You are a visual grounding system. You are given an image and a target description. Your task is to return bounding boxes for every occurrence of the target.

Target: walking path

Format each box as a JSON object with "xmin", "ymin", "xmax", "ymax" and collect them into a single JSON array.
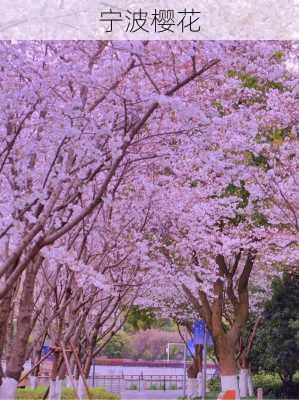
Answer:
[{"xmin": 121, "ymin": 390, "xmax": 182, "ymax": 399}]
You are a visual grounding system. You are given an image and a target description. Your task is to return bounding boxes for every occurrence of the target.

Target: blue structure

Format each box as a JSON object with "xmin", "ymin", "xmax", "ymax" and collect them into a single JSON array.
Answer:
[
  {"xmin": 186, "ymin": 320, "xmax": 213, "ymax": 356},
  {"xmin": 193, "ymin": 320, "xmax": 213, "ymax": 346}
]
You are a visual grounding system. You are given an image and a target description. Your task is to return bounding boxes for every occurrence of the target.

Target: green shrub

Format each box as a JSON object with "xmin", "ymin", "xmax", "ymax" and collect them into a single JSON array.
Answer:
[
  {"xmin": 149, "ymin": 383, "xmax": 158, "ymax": 390},
  {"xmin": 16, "ymin": 387, "xmax": 47, "ymax": 400},
  {"xmin": 63, "ymin": 387, "xmax": 118, "ymax": 399},
  {"xmin": 208, "ymin": 376, "xmax": 221, "ymax": 392},
  {"xmin": 253, "ymin": 372, "xmax": 299, "ymax": 399},
  {"xmin": 178, "ymin": 395, "xmax": 218, "ymax": 400},
  {"xmin": 128, "ymin": 383, "xmax": 138, "ymax": 390},
  {"xmin": 16, "ymin": 386, "xmax": 119, "ymax": 400}
]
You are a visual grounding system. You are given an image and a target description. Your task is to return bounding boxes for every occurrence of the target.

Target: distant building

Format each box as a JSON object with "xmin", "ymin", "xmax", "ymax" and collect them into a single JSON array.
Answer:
[{"xmin": 92, "ymin": 357, "xmax": 217, "ymax": 376}]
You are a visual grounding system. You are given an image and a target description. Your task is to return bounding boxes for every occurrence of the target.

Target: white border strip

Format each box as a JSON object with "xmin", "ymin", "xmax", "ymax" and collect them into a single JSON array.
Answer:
[{"xmin": 0, "ymin": 0, "xmax": 298, "ymax": 39}]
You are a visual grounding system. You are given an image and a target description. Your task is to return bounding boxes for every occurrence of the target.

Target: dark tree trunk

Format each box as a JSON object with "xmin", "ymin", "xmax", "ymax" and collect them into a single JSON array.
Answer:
[{"xmin": 5, "ymin": 261, "xmax": 39, "ymax": 382}]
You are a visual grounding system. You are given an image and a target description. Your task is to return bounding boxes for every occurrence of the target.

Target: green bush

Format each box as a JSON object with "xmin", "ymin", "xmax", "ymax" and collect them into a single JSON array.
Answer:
[
  {"xmin": 16, "ymin": 386, "xmax": 119, "ymax": 400},
  {"xmin": 208, "ymin": 376, "xmax": 221, "ymax": 392},
  {"xmin": 253, "ymin": 372, "xmax": 299, "ymax": 399},
  {"xmin": 128, "ymin": 383, "xmax": 138, "ymax": 390},
  {"xmin": 149, "ymin": 383, "xmax": 158, "ymax": 390},
  {"xmin": 178, "ymin": 395, "xmax": 218, "ymax": 400},
  {"xmin": 17, "ymin": 387, "xmax": 46, "ymax": 400}
]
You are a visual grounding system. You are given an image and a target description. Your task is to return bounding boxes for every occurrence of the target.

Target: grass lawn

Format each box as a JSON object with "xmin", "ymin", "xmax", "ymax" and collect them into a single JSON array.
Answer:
[
  {"xmin": 178, "ymin": 395, "xmax": 254, "ymax": 400},
  {"xmin": 16, "ymin": 386, "xmax": 119, "ymax": 399},
  {"xmin": 16, "ymin": 373, "xmax": 299, "ymax": 400}
]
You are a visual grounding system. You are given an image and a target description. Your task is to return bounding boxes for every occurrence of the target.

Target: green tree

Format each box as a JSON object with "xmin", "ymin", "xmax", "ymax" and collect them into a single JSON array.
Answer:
[
  {"xmin": 123, "ymin": 306, "xmax": 174, "ymax": 333},
  {"xmin": 251, "ymin": 273, "xmax": 299, "ymax": 396},
  {"xmin": 102, "ymin": 332, "xmax": 130, "ymax": 358},
  {"xmin": 289, "ymin": 317, "xmax": 299, "ymax": 348}
]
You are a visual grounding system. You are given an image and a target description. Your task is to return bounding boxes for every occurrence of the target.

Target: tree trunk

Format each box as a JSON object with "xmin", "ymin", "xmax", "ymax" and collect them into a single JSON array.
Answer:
[
  {"xmin": 238, "ymin": 315, "xmax": 261, "ymax": 398},
  {"xmin": 77, "ymin": 376, "xmax": 86, "ymax": 400},
  {"xmin": 239, "ymin": 353, "xmax": 250, "ymax": 397},
  {"xmin": 55, "ymin": 379, "xmax": 63, "ymax": 400},
  {"xmin": 247, "ymin": 370, "xmax": 254, "ymax": 397},
  {"xmin": 215, "ymin": 335, "xmax": 240, "ymax": 399},
  {"xmin": 1, "ymin": 260, "xmax": 40, "ymax": 399},
  {"xmin": 54, "ymin": 362, "xmax": 67, "ymax": 400},
  {"xmin": 49, "ymin": 379, "xmax": 57, "ymax": 400},
  {"xmin": 0, "ymin": 378, "xmax": 18, "ymax": 400},
  {"xmin": 28, "ymin": 339, "xmax": 44, "ymax": 389},
  {"xmin": 0, "ymin": 289, "xmax": 13, "ymax": 385},
  {"xmin": 183, "ymin": 252, "xmax": 254, "ymax": 400},
  {"xmin": 29, "ymin": 375, "xmax": 38, "ymax": 389},
  {"xmin": 83, "ymin": 350, "xmax": 93, "ymax": 381},
  {"xmin": 76, "ymin": 347, "xmax": 91, "ymax": 400},
  {"xmin": 186, "ymin": 378, "xmax": 199, "ymax": 400},
  {"xmin": 48, "ymin": 375, "xmax": 64, "ymax": 400},
  {"xmin": 198, "ymin": 371, "xmax": 203, "ymax": 395},
  {"xmin": 186, "ymin": 344, "xmax": 202, "ymax": 399},
  {"xmin": 239, "ymin": 369, "xmax": 249, "ymax": 398},
  {"xmin": 65, "ymin": 376, "xmax": 72, "ymax": 388},
  {"xmin": 49, "ymin": 351, "xmax": 65, "ymax": 400},
  {"xmin": 0, "ymin": 251, "xmax": 20, "ymax": 386}
]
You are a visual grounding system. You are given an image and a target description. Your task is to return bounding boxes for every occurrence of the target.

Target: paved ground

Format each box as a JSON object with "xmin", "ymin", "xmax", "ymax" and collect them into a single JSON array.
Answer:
[{"xmin": 121, "ymin": 390, "xmax": 183, "ymax": 399}]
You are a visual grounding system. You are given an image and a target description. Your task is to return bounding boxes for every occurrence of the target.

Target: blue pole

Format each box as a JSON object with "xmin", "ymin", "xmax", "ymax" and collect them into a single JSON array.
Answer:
[
  {"xmin": 183, "ymin": 345, "xmax": 187, "ymax": 399},
  {"xmin": 201, "ymin": 323, "xmax": 207, "ymax": 399}
]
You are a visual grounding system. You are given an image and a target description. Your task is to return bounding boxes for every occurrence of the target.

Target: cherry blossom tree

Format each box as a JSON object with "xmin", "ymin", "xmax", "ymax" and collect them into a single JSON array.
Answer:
[
  {"xmin": 0, "ymin": 39, "xmax": 297, "ymax": 400},
  {"xmin": 0, "ymin": 40, "xmax": 220, "ymax": 399},
  {"xmin": 139, "ymin": 40, "xmax": 298, "ymax": 397}
]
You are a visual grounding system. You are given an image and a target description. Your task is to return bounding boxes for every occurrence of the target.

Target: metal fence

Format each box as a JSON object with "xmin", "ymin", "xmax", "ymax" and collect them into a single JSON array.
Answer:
[
  {"xmin": 92, "ymin": 375, "xmax": 123, "ymax": 394},
  {"xmin": 14, "ymin": 372, "xmax": 218, "ymax": 396},
  {"xmin": 92, "ymin": 372, "xmax": 217, "ymax": 394},
  {"xmin": 123, "ymin": 374, "xmax": 184, "ymax": 391}
]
